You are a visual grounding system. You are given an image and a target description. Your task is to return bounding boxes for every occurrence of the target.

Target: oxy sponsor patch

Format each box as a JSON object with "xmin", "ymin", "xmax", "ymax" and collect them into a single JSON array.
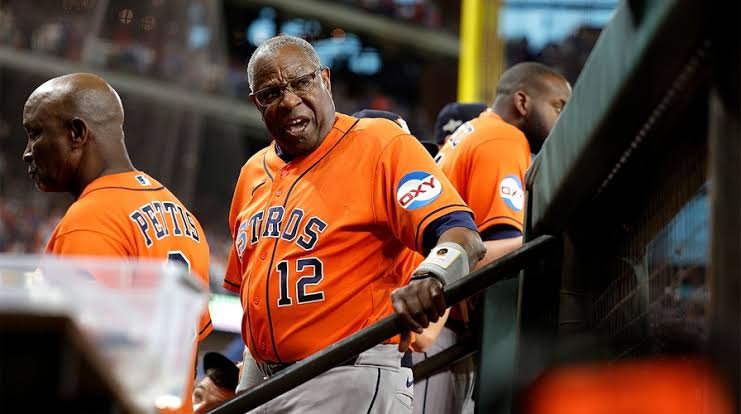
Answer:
[
  {"xmin": 396, "ymin": 171, "xmax": 442, "ymax": 210},
  {"xmin": 499, "ymin": 175, "xmax": 524, "ymax": 212}
]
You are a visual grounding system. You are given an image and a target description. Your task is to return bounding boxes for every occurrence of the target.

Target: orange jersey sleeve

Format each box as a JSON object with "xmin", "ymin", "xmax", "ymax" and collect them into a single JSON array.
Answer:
[
  {"xmin": 439, "ymin": 113, "xmax": 530, "ymax": 233},
  {"xmin": 223, "ymin": 164, "xmax": 250, "ymax": 294},
  {"xmin": 373, "ymin": 132, "xmax": 473, "ymax": 252},
  {"xmin": 223, "ymin": 248, "xmax": 242, "ymax": 293},
  {"xmin": 223, "ymin": 151, "xmax": 269, "ymax": 294}
]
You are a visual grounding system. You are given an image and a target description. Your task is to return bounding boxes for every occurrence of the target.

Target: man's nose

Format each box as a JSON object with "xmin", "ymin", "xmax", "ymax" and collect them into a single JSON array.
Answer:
[
  {"xmin": 22, "ymin": 143, "xmax": 32, "ymax": 163},
  {"xmin": 277, "ymin": 88, "xmax": 302, "ymax": 109}
]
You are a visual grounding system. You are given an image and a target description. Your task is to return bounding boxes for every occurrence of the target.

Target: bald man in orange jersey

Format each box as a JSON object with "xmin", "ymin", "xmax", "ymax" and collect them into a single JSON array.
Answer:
[
  {"xmin": 22, "ymin": 73, "xmax": 212, "ymax": 413},
  {"xmin": 438, "ymin": 62, "xmax": 571, "ymax": 265},
  {"xmin": 434, "ymin": 62, "xmax": 572, "ymax": 413}
]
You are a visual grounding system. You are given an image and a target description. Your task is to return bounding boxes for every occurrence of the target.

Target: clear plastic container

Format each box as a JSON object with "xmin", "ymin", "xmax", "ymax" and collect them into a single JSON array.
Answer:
[{"xmin": 0, "ymin": 255, "xmax": 209, "ymax": 413}]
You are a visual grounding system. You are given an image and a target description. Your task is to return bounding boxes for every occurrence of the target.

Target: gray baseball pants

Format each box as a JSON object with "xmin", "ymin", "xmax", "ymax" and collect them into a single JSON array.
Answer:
[{"xmin": 238, "ymin": 344, "xmax": 414, "ymax": 413}]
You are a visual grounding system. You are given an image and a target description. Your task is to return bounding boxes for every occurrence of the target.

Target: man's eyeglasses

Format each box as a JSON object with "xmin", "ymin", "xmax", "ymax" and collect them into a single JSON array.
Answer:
[{"xmin": 251, "ymin": 68, "xmax": 323, "ymax": 108}]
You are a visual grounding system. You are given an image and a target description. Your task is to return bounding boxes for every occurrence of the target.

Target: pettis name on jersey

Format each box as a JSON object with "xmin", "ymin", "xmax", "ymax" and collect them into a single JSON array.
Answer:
[{"xmin": 129, "ymin": 200, "xmax": 201, "ymax": 247}]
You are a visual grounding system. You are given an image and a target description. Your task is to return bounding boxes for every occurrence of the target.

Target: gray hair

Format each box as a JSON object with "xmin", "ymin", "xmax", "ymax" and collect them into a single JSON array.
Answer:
[{"xmin": 247, "ymin": 35, "xmax": 321, "ymax": 91}]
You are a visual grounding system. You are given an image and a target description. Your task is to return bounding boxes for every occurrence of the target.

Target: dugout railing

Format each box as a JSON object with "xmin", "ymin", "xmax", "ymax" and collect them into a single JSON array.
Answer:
[
  {"xmin": 479, "ymin": 0, "xmax": 739, "ymax": 412},
  {"xmin": 208, "ymin": 235, "xmax": 557, "ymax": 414},
  {"xmin": 208, "ymin": 0, "xmax": 739, "ymax": 412}
]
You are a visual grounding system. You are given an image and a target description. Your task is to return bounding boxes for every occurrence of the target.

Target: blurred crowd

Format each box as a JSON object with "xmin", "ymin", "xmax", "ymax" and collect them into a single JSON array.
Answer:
[
  {"xmin": 0, "ymin": 1, "xmax": 602, "ymax": 138},
  {"xmin": 0, "ymin": 194, "xmax": 65, "ymax": 254},
  {"xmin": 506, "ymin": 25, "xmax": 602, "ymax": 85},
  {"xmin": 0, "ymin": 2, "xmax": 229, "ymax": 94},
  {"xmin": 341, "ymin": 0, "xmax": 457, "ymax": 35}
]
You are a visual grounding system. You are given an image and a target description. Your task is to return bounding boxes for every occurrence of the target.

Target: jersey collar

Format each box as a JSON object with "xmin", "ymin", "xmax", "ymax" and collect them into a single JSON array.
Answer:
[
  {"xmin": 482, "ymin": 110, "xmax": 531, "ymax": 148},
  {"xmin": 78, "ymin": 171, "xmax": 161, "ymax": 199},
  {"xmin": 480, "ymin": 109, "xmax": 501, "ymax": 121},
  {"xmin": 265, "ymin": 113, "xmax": 358, "ymax": 172}
]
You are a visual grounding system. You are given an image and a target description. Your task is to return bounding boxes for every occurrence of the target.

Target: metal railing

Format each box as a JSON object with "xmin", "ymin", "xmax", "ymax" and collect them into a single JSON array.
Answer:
[
  {"xmin": 208, "ymin": 235, "xmax": 556, "ymax": 414},
  {"xmin": 413, "ymin": 337, "xmax": 476, "ymax": 382}
]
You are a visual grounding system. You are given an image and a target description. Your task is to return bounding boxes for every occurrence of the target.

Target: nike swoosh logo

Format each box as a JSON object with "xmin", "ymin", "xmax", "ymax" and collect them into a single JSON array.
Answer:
[{"xmin": 406, "ymin": 378, "xmax": 414, "ymax": 387}]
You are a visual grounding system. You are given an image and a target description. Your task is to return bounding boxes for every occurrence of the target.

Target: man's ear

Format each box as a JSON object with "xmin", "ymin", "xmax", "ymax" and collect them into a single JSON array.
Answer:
[
  {"xmin": 248, "ymin": 95, "xmax": 260, "ymax": 109},
  {"xmin": 513, "ymin": 90, "xmax": 530, "ymax": 118},
  {"xmin": 248, "ymin": 95, "xmax": 266, "ymax": 119},
  {"xmin": 321, "ymin": 67, "xmax": 332, "ymax": 96},
  {"xmin": 69, "ymin": 118, "xmax": 90, "ymax": 148}
]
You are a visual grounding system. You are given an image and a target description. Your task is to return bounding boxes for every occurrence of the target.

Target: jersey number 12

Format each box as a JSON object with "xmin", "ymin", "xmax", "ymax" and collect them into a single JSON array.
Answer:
[{"xmin": 276, "ymin": 257, "xmax": 325, "ymax": 306}]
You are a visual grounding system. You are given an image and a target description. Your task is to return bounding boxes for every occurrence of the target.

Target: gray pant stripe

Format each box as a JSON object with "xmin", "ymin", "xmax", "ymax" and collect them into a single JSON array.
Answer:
[
  {"xmin": 421, "ymin": 352, "xmax": 429, "ymax": 414},
  {"xmin": 365, "ymin": 368, "xmax": 382, "ymax": 414}
]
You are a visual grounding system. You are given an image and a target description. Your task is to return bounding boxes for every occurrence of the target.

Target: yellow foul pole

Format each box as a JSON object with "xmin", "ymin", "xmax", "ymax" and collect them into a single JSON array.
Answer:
[
  {"xmin": 458, "ymin": 0, "xmax": 503, "ymax": 104},
  {"xmin": 458, "ymin": 0, "xmax": 483, "ymax": 102}
]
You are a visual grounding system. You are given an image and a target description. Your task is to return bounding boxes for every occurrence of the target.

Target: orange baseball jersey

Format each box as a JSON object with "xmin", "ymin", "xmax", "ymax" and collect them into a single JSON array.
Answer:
[
  {"xmin": 45, "ymin": 171, "xmax": 213, "ymax": 341},
  {"xmin": 224, "ymin": 113, "xmax": 472, "ymax": 364},
  {"xmin": 436, "ymin": 111, "xmax": 530, "ymax": 234}
]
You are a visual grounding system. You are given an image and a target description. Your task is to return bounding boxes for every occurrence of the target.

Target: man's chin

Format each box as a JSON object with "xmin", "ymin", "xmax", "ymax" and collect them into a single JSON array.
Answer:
[
  {"xmin": 34, "ymin": 180, "xmax": 60, "ymax": 193},
  {"xmin": 277, "ymin": 135, "xmax": 317, "ymax": 156}
]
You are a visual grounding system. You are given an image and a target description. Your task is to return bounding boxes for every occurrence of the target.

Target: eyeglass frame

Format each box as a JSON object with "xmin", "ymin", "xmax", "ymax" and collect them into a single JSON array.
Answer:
[{"xmin": 250, "ymin": 67, "xmax": 326, "ymax": 108}]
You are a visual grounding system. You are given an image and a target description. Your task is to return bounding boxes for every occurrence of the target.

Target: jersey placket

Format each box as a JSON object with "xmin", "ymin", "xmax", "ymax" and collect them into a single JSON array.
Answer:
[
  {"xmin": 260, "ymin": 161, "xmax": 292, "ymax": 363},
  {"xmin": 249, "ymin": 118, "xmax": 357, "ymax": 363},
  {"xmin": 240, "ymin": 193, "xmax": 268, "ymax": 362}
]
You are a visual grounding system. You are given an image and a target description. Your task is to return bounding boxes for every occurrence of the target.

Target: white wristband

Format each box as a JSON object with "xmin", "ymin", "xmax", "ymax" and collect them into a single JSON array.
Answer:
[{"xmin": 413, "ymin": 242, "xmax": 469, "ymax": 286}]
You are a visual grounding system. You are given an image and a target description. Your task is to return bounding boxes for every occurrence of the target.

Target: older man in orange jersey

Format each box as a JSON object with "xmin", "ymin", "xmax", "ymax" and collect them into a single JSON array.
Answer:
[
  {"xmin": 22, "ymin": 73, "xmax": 212, "ymax": 413},
  {"xmin": 224, "ymin": 35, "xmax": 486, "ymax": 413}
]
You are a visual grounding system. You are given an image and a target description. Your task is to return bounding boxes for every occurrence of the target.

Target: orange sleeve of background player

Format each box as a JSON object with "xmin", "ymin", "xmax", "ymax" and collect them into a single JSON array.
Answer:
[
  {"xmin": 445, "ymin": 137, "xmax": 529, "ymax": 234},
  {"xmin": 197, "ymin": 312, "xmax": 213, "ymax": 342},
  {"xmin": 222, "ymin": 166, "xmax": 249, "ymax": 293},
  {"xmin": 469, "ymin": 138, "xmax": 529, "ymax": 232},
  {"xmin": 372, "ymin": 133, "xmax": 473, "ymax": 253},
  {"xmin": 223, "ymin": 247, "xmax": 242, "ymax": 294}
]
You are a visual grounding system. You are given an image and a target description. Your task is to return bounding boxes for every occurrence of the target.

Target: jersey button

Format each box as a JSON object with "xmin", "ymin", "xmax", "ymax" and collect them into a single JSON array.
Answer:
[
  {"xmin": 275, "ymin": 190, "xmax": 282, "ymax": 196},
  {"xmin": 253, "ymin": 296, "xmax": 259, "ymax": 305},
  {"xmin": 259, "ymin": 252, "xmax": 266, "ymax": 260},
  {"xmin": 260, "ymin": 342, "xmax": 266, "ymax": 351},
  {"xmin": 280, "ymin": 170, "xmax": 289, "ymax": 177}
]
